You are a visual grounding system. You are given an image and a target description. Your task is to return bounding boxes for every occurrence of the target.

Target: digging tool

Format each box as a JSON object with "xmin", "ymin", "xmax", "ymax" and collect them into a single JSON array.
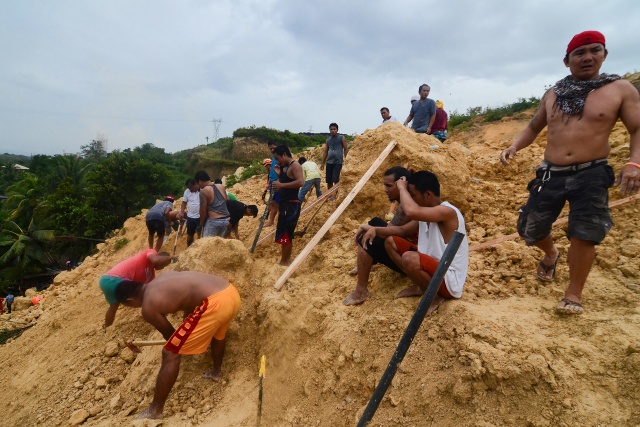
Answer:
[
  {"xmin": 173, "ymin": 220, "xmax": 185, "ymax": 255},
  {"xmin": 249, "ymin": 191, "xmax": 273, "ymax": 253},
  {"xmin": 131, "ymin": 339, "xmax": 166, "ymax": 347},
  {"xmin": 294, "ymin": 196, "xmax": 330, "ymax": 237},
  {"xmin": 257, "ymin": 355, "xmax": 266, "ymax": 427}
]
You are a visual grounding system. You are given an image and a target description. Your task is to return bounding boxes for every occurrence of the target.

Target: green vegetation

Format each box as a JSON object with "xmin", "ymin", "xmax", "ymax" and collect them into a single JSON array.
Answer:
[
  {"xmin": 233, "ymin": 126, "xmax": 327, "ymax": 149},
  {"xmin": 449, "ymin": 97, "xmax": 540, "ymax": 132},
  {"xmin": 226, "ymin": 160, "xmax": 266, "ymax": 187},
  {"xmin": 113, "ymin": 237, "xmax": 129, "ymax": 251}
]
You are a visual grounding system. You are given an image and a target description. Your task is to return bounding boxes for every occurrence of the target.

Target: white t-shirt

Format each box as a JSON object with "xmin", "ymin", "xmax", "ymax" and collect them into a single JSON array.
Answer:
[
  {"xmin": 182, "ymin": 188, "xmax": 201, "ymax": 218},
  {"xmin": 417, "ymin": 201, "xmax": 469, "ymax": 298}
]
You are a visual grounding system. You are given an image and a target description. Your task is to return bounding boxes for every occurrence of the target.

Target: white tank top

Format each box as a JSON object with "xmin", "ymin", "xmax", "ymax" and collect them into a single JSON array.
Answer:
[{"xmin": 417, "ymin": 201, "xmax": 469, "ymax": 298}]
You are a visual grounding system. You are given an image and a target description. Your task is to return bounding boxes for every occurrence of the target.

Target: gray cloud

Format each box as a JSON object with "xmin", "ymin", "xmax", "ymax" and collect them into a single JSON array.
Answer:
[{"xmin": 1, "ymin": 0, "xmax": 638, "ymax": 155}]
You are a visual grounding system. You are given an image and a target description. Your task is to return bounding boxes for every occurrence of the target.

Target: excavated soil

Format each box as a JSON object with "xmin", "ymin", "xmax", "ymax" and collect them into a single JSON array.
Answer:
[{"xmin": 1, "ymin": 116, "xmax": 639, "ymax": 427}]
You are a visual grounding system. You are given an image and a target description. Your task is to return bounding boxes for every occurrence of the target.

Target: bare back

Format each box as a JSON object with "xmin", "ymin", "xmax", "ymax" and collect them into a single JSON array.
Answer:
[
  {"xmin": 543, "ymin": 80, "xmax": 632, "ymax": 164},
  {"xmin": 142, "ymin": 271, "xmax": 229, "ymax": 317}
]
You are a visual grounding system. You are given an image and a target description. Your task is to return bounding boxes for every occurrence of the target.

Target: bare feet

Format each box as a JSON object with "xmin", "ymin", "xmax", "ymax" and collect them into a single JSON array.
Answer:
[
  {"xmin": 134, "ymin": 404, "xmax": 163, "ymax": 420},
  {"xmin": 426, "ymin": 295, "xmax": 445, "ymax": 315},
  {"xmin": 348, "ymin": 267, "xmax": 358, "ymax": 276},
  {"xmin": 343, "ymin": 289, "xmax": 370, "ymax": 306},
  {"xmin": 395, "ymin": 285, "xmax": 423, "ymax": 299},
  {"xmin": 264, "ymin": 222, "xmax": 274, "ymax": 227},
  {"xmin": 203, "ymin": 368, "xmax": 222, "ymax": 382}
]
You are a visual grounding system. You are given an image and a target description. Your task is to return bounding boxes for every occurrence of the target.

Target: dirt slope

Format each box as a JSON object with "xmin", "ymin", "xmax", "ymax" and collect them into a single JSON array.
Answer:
[{"xmin": 0, "ymin": 116, "xmax": 639, "ymax": 427}]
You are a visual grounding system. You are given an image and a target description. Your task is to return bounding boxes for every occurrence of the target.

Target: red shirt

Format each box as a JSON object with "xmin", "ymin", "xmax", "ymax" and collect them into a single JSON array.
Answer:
[
  {"xmin": 432, "ymin": 109, "xmax": 448, "ymax": 132},
  {"xmin": 105, "ymin": 249, "xmax": 157, "ymax": 283}
]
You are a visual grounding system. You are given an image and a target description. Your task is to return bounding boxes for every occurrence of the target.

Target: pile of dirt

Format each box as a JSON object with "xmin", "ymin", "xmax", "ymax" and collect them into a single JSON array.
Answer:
[{"xmin": 0, "ymin": 106, "xmax": 639, "ymax": 426}]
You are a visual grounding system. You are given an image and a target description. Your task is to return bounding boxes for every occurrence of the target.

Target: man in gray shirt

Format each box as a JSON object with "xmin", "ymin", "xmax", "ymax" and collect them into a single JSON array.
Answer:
[
  {"xmin": 404, "ymin": 84, "xmax": 437, "ymax": 134},
  {"xmin": 321, "ymin": 122, "xmax": 349, "ymax": 194}
]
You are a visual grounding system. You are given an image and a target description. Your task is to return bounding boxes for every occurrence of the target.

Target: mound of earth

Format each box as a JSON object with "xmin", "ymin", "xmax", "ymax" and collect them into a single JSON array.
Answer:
[{"xmin": 0, "ymin": 108, "xmax": 639, "ymax": 426}]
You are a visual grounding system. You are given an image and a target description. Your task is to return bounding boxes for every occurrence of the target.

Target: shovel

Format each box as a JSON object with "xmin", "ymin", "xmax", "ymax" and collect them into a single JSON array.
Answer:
[{"xmin": 294, "ymin": 196, "xmax": 330, "ymax": 237}]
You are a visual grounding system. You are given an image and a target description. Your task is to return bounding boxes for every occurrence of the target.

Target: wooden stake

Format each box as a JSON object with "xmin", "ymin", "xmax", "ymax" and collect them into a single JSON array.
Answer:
[{"xmin": 274, "ymin": 140, "xmax": 398, "ymax": 290}]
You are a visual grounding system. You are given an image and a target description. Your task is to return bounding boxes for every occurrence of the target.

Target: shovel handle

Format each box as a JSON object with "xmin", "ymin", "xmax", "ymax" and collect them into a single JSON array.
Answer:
[{"xmin": 131, "ymin": 339, "xmax": 166, "ymax": 347}]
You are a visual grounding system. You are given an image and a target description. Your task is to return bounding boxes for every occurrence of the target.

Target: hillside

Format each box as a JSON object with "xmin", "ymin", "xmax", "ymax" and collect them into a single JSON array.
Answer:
[{"xmin": 0, "ymin": 113, "xmax": 639, "ymax": 426}]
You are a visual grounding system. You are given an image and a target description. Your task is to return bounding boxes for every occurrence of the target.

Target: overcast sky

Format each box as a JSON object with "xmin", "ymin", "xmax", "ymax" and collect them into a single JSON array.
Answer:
[{"xmin": 1, "ymin": 0, "xmax": 638, "ymax": 156}]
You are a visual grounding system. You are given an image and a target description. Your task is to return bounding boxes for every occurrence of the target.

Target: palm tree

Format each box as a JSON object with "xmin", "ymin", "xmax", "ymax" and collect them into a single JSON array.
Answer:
[{"xmin": 0, "ymin": 174, "xmax": 55, "ymax": 282}]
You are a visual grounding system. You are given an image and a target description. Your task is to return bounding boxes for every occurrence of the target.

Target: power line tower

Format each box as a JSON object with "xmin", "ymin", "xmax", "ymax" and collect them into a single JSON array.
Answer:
[{"xmin": 211, "ymin": 118, "xmax": 223, "ymax": 142}]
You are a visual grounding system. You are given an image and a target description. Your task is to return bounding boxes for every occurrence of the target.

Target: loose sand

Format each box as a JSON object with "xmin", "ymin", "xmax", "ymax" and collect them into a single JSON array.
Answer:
[{"xmin": 1, "ymin": 115, "xmax": 639, "ymax": 427}]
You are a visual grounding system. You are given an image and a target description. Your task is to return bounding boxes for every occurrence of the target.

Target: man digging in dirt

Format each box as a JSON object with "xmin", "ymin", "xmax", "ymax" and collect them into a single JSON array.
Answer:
[
  {"xmin": 500, "ymin": 30, "xmax": 640, "ymax": 315},
  {"xmin": 343, "ymin": 166, "xmax": 414, "ymax": 305},
  {"xmin": 272, "ymin": 145, "xmax": 304, "ymax": 265},
  {"xmin": 385, "ymin": 171, "xmax": 469, "ymax": 315},
  {"xmin": 99, "ymin": 249, "xmax": 175, "ymax": 327},
  {"xmin": 145, "ymin": 196, "xmax": 183, "ymax": 252},
  {"xmin": 120, "ymin": 271, "xmax": 241, "ymax": 420}
]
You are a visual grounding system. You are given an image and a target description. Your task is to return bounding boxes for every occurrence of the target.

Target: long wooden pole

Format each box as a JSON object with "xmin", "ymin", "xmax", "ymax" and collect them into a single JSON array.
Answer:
[
  {"xmin": 469, "ymin": 192, "xmax": 640, "ymax": 252},
  {"xmin": 274, "ymin": 140, "xmax": 398, "ymax": 291}
]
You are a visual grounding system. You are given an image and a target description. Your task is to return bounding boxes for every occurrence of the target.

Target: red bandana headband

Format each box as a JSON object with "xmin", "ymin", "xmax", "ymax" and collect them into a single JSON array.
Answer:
[{"xmin": 566, "ymin": 30, "xmax": 605, "ymax": 54}]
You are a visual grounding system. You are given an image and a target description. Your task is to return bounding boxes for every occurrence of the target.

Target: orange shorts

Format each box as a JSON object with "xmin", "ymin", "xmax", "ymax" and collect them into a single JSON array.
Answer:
[
  {"xmin": 391, "ymin": 236, "xmax": 452, "ymax": 299},
  {"xmin": 165, "ymin": 284, "xmax": 241, "ymax": 355}
]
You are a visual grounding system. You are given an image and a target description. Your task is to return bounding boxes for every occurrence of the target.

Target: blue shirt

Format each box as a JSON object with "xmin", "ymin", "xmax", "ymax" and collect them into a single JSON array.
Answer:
[
  {"xmin": 268, "ymin": 156, "xmax": 279, "ymax": 182},
  {"xmin": 409, "ymin": 99, "xmax": 437, "ymax": 133}
]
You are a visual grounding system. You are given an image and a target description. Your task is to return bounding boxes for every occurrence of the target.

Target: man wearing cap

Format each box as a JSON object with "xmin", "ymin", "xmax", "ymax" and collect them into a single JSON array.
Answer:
[
  {"xmin": 500, "ymin": 30, "xmax": 640, "ymax": 315},
  {"xmin": 404, "ymin": 84, "xmax": 437, "ymax": 134},
  {"xmin": 145, "ymin": 196, "xmax": 182, "ymax": 252},
  {"xmin": 432, "ymin": 100, "xmax": 448, "ymax": 142}
]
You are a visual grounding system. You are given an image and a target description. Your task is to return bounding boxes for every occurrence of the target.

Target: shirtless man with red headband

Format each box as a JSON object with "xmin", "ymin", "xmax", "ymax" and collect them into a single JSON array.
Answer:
[{"xmin": 500, "ymin": 30, "xmax": 640, "ymax": 314}]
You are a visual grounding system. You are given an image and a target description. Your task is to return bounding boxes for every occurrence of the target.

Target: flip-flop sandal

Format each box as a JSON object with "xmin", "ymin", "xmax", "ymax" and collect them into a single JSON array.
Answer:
[
  {"xmin": 556, "ymin": 298, "xmax": 583, "ymax": 315},
  {"xmin": 537, "ymin": 255, "xmax": 560, "ymax": 282}
]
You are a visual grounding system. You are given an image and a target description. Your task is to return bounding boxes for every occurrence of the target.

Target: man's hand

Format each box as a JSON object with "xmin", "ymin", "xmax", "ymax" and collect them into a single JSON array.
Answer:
[
  {"xmin": 500, "ymin": 146, "xmax": 518, "ymax": 165},
  {"xmin": 396, "ymin": 176, "xmax": 407, "ymax": 190},
  {"xmin": 272, "ymin": 181, "xmax": 282, "ymax": 190},
  {"xmin": 426, "ymin": 126, "xmax": 432, "ymax": 135},
  {"xmin": 361, "ymin": 228, "xmax": 377, "ymax": 250},
  {"xmin": 320, "ymin": 164, "xmax": 325, "ymax": 171},
  {"xmin": 125, "ymin": 340, "xmax": 142, "ymax": 354},
  {"xmin": 615, "ymin": 164, "xmax": 640, "ymax": 194},
  {"xmin": 354, "ymin": 224, "xmax": 370, "ymax": 244}
]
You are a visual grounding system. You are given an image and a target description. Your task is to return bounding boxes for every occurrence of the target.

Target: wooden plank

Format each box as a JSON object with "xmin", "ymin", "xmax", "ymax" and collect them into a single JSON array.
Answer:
[
  {"xmin": 254, "ymin": 184, "xmax": 340, "ymax": 247},
  {"xmin": 274, "ymin": 140, "xmax": 398, "ymax": 290},
  {"xmin": 469, "ymin": 192, "xmax": 640, "ymax": 252}
]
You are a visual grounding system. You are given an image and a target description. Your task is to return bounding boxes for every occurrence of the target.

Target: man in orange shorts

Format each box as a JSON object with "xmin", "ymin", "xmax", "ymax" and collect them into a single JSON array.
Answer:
[
  {"xmin": 384, "ymin": 171, "xmax": 469, "ymax": 314},
  {"xmin": 118, "ymin": 271, "xmax": 241, "ymax": 420}
]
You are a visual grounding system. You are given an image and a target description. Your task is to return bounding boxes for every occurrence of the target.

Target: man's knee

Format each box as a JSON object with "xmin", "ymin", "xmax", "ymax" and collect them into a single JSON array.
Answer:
[
  {"xmin": 384, "ymin": 236, "xmax": 396, "ymax": 253},
  {"xmin": 161, "ymin": 348, "xmax": 181, "ymax": 365},
  {"xmin": 401, "ymin": 251, "xmax": 420, "ymax": 270}
]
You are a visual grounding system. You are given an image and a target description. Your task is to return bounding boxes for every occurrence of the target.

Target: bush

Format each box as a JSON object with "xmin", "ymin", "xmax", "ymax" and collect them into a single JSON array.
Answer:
[{"xmin": 449, "ymin": 97, "xmax": 540, "ymax": 131}]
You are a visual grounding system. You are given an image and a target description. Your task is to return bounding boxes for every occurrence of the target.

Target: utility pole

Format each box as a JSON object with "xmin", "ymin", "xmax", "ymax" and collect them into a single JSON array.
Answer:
[
  {"xmin": 206, "ymin": 136, "xmax": 209, "ymax": 144},
  {"xmin": 211, "ymin": 118, "xmax": 223, "ymax": 142}
]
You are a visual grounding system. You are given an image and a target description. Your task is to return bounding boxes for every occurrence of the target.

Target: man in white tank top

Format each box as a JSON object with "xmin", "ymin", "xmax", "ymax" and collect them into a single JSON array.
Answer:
[{"xmin": 384, "ymin": 171, "xmax": 469, "ymax": 315}]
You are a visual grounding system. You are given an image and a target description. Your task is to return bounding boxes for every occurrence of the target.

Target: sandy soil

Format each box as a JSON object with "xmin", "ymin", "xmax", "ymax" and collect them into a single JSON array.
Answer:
[{"xmin": 1, "ymin": 113, "xmax": 639, "ymax": 427}]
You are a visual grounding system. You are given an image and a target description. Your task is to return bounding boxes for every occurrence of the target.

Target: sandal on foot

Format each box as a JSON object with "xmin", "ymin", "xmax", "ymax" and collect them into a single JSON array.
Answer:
[
  {"xmin": 556, "ymin": 298, "xmax": 583, "ymax": 315},
  {"xmin": 537, "ymin": 255, "xmax": 560, "ymax": 282}
]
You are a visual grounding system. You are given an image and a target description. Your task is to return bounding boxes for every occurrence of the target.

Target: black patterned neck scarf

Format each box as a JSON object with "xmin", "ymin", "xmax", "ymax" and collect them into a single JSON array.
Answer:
[{"xmin": 553, "ymin": 73, "xmax": 620, "ymax": 121}]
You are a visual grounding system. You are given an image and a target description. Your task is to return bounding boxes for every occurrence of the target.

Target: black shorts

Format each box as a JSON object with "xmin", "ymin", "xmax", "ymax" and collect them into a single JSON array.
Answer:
[
  {"xmin": 275, "ymin": 201, "xmax": 301, "ymax": 245},
  {"xmin": 356, "ymin": 217, "xmax": 405, "ymax": 273},
  {"xmin": 326, "ymin": 163, "xmax": 343, "ymax": 186},
  {"xmin": 517, "ymin": 162, "xmax": 615, "ymax": 245},
  {"xmin": 186, "ymin": 217, "xmax": 201, "ymax": 236},
  {"xmin": 146, "ymin": 219, "xmax": 165, "ymax": 235}
]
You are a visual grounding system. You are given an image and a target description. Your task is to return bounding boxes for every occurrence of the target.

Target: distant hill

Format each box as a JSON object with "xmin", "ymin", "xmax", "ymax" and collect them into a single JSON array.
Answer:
[{"xmin": 0, "ymin": 153, "xmax": 30, "ymax": 165}]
